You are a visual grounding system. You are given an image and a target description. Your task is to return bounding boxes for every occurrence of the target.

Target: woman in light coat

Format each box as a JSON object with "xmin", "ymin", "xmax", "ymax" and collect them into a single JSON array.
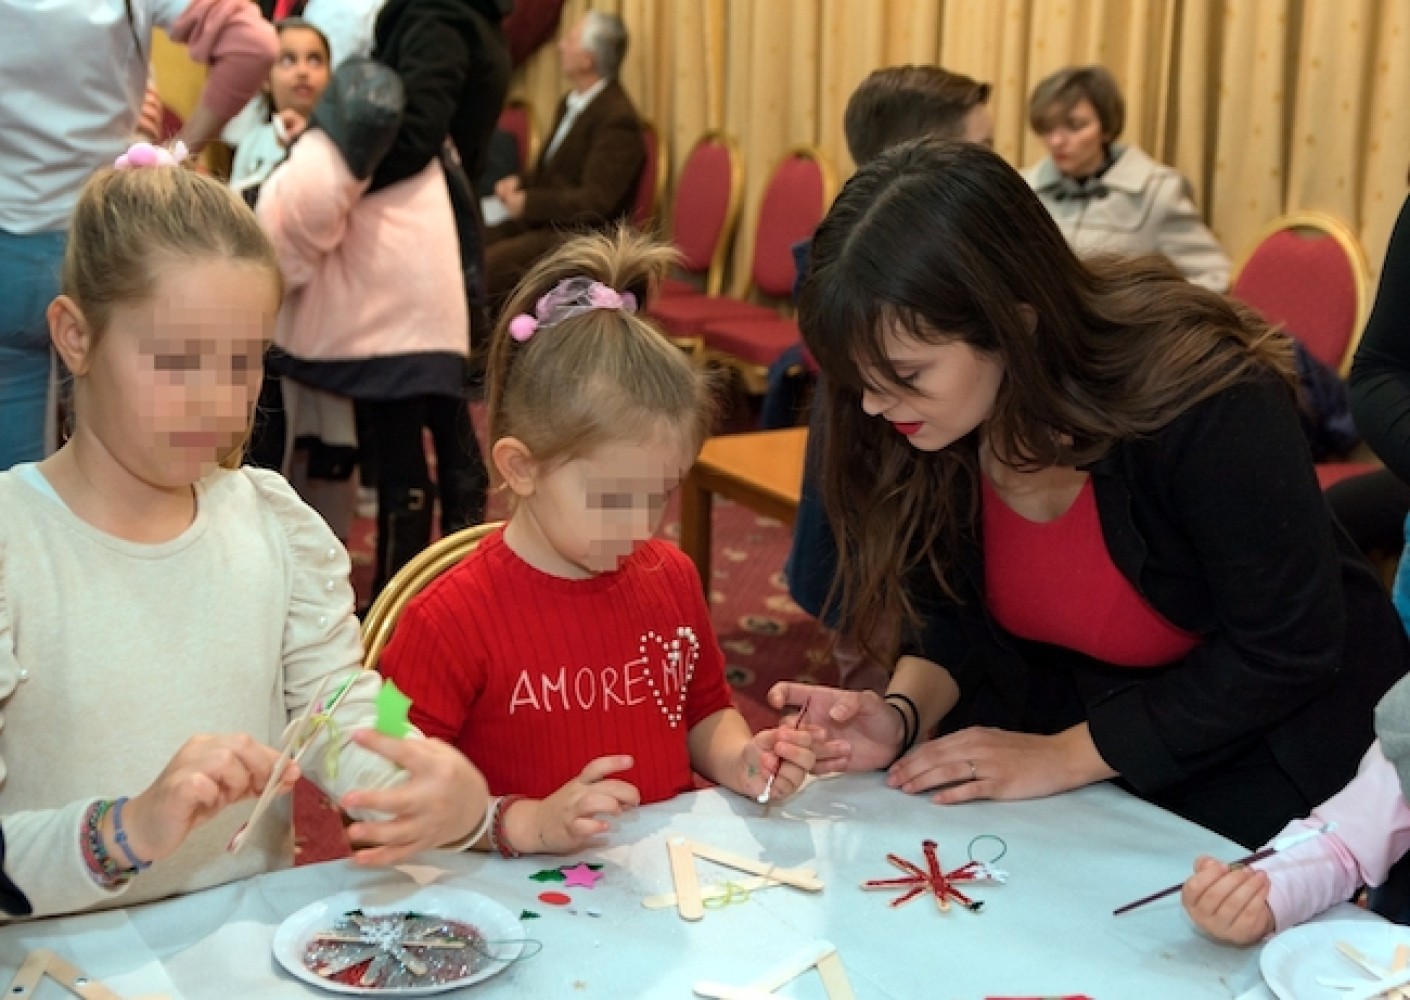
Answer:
[{"xmin": 1022, "ymin": 65, "xmax": 1230, "ymax": 293}]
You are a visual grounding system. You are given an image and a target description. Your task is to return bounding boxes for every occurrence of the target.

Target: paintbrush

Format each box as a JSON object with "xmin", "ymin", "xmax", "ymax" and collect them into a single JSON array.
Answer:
[
  {"xmin": 1112, "ymin": 822, "xmax": 1336, "ymax": 916},
  {"xmin": 757, "ymin": 698, "xmax": 810, "ymax": 804}
]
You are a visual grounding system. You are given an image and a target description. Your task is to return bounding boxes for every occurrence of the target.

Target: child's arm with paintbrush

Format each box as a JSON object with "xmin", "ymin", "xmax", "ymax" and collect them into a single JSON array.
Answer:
[
  {"xmin": 1182, "ymin": 741, "xmax": 1410, "ymax": 944},
  {"xmin": 687, "ymin": 707, "xmax": 817, "ymax": 805}
]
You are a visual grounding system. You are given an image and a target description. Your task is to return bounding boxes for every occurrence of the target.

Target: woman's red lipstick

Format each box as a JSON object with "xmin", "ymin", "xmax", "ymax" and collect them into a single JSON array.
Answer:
[{"xmin": 892, "ymin": 421, "xmax": 923, "ymax": 436}]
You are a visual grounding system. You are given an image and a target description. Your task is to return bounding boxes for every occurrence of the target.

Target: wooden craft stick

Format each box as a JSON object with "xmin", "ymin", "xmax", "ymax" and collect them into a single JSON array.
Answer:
[
  {"xmin": 310, "ymin": 933, "xmax": 465, "ymax": 949},
  {"xmin": 1395, "ymin": 944, "xmax": 1410, "ymax": 973},
  {"xmin": 5, "ymin": 951, "xmax": 48, "ymax": 997},
  {"xmin": 6, "ymin": 950, "xmax": 129, "ymax": 1000},
  {"xmin": 1342, "ymin": 967, "xmax": 1410, "ymax": 1000},
  {"xmin": 687, "ymin": 841, "xmax": 824, "ymax": 892},
  {"xmin": 691, "ymin": 984, "xmax": 777, "ymax": 1000},
  {"xmin": 815, "ymin": 951, "xmax": 858, "ymax": 1000},
  {"xmin": 230, "ymin": 671, "xmax": 336, "ymax": 853},
  {"xmin": 1339, "ymin": 940, "xmax": 1392, "ymax": 979},
  {"xmin": 668, "ymin": 837, "xmax": 703, "ymax": 921},
  {"xmin": 749, "ymin": 941, "xmax": 837, "ymax": 993},
  {"xmin": 640, "ymin": 872, "xmax": 815, "ymax": 909}
]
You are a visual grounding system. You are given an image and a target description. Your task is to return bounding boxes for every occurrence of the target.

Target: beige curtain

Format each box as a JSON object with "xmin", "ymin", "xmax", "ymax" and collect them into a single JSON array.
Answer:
[{"xmin": 510, "ymin": 0, "xmax": 1410, "ymax": 294}]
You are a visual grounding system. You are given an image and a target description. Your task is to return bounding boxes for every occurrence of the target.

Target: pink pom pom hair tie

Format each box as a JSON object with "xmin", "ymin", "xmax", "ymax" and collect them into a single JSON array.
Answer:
[
  {"xmin": 114, "ymin": 140, "xmax": 189, "ymax": 170},
  {"xmin": 508, "ymin": 277, "xmax": 638, "ymax": 343}
]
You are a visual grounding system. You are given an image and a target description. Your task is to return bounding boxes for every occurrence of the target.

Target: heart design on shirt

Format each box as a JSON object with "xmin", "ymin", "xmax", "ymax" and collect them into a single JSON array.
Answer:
[{"xmin": 638, "ymin": 627, "xmax": 700, "ymax": 729}]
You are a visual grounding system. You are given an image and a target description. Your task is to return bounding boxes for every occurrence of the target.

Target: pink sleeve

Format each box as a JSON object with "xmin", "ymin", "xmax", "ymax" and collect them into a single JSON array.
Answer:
[
  {"xmin": 255, "ymin": 131, "xmax": 367, "ymax": 290},
  {"xmin": 1260, "ymin": 742, "xmax": 1410, "ymax": 931},
  {"xmin": 167, "ymin": 0, "xmax": 278, "ymax": 123}
]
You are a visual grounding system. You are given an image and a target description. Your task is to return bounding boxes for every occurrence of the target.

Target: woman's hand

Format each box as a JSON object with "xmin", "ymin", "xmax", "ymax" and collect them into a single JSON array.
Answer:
[
  {"xmin": 767, "ymin": 681, "xmax": 902, "ymax": 773},
  {"xmin": 513, "ymin": 756, "xmax": 641, "ymax": 856},
  {"xmin": 340, "ymin": 731, "xmax": 490, "ymax": 867},
  {"xmin": 889, "ymin": 724, "xmax": 1116, "ymax": 803},
  {"xmin": 1181, "ymin": 856, "xmax": 1275, "ymax": 945},
  {"xmin": 124, "ymin": 733, "xmax": 294, "ymax": 864},
  {"xmin": 738, "ymin": 723, "xmax": 816, "ymax": 803}
]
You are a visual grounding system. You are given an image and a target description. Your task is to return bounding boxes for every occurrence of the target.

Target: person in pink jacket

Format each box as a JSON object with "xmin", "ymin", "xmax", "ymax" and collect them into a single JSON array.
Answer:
[{"xmin": 1183, "ymin": 672, "xmax": 1410, "ymax": 942}]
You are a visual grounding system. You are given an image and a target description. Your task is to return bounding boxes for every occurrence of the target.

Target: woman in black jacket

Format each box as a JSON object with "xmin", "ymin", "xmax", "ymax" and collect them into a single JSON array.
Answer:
[{"xmin": 771, "ymin": 140, "xmax": 1406, "ymax": 848}]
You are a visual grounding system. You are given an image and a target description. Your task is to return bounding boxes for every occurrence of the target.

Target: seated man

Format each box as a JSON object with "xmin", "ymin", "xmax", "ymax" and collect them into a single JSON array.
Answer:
[{"xmin": 484, "ymin": 11, "xmax": 645, "ymax": 301}]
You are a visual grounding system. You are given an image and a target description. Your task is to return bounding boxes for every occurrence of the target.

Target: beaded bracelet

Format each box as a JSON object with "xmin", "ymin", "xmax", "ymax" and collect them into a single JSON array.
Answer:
[
  {"xmin": 80, "ymin": 801, "xmax": 135, "ymax": 889},
  {"xmin": 883, "ymin": 692, "xmax": 920, "ymax": 767},
  {"xmin": 488, "ymin": 794, "xmax": 527, "ymax": 859},
  {"xmin": 111, "ymin": 797, "xmax": 152, "ymax": 872}
]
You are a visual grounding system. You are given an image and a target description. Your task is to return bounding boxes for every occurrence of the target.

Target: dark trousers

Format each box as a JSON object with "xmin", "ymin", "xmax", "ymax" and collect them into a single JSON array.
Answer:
[{"xmin": 357, "ymin": 395, "xmax": 489, "ymax": 596}]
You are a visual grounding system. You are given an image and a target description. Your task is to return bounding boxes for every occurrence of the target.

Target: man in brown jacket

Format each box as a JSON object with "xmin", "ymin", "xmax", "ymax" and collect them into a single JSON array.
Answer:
[{"xmin": 484, "ymin": 11, "xmax": 645, "ymax": 300}]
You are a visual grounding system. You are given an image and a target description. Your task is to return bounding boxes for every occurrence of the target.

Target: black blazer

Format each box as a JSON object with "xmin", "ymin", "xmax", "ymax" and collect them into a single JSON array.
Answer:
[
  {"xmin": 521, "ymin": 78, "xmax": 645, "ymax": 229},
  {"xmin": 907, "ymin": 373, "xmax": 1406, "ymax": 807}
]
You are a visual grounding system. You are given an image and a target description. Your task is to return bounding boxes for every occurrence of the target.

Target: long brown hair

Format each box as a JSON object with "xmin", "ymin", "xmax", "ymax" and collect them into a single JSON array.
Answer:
[{"xmin": 799, "ymin": 139, "xmax": 1293, "ymax": 665}]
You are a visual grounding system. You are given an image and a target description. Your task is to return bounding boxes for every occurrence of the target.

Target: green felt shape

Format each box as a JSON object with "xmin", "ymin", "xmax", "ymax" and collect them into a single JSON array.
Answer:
[
  {"xmin": 374, "ymin": 679, "xmax": 413, "ymax": 738},
  {"xmin": 519, "ymin": 909, "xmax": 540, "ymax": 920},
  {"xmin": 530, "ymin": 868, "xmax": 566, "ymax": 883}
]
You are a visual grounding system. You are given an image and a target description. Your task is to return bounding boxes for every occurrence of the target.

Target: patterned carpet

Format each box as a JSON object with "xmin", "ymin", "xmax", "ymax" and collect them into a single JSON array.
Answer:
[{"xmin": 296, "ymin": 466, "xmax": 841, "ymax": 864}]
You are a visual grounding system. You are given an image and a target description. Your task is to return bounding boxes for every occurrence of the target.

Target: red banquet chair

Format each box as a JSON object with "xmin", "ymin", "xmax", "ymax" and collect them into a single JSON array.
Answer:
[
  {"xmin": 631, "ymin": 118, "xmax": 668, "ymax": 232},
  {"xmin": 691, "ymin": 146, "xmax": 835, "ymax": 394},
  {"xmin": 497, "ymin": 97, "xmax": 539, "ymax": 174},
  {"xmin": 649, "ymin": 145, "xmax": 833, "ymax": 372},
  {"xmin": 1232, "ymin": 211, "xmax": 1376, "ymax": 488},
  {"xmin": 651, "ymin": 129, "xmax": 744, "ymax": 303}
]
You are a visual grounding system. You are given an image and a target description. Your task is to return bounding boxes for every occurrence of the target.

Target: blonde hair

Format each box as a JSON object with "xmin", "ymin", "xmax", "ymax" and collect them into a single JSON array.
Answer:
[
  {"xmin": 63, "ymin": 164, "xmax": 283, "ymax": 465},
  {"xmin": 487, "ymin": 227, "xmax": 715, "ymax": 472}
]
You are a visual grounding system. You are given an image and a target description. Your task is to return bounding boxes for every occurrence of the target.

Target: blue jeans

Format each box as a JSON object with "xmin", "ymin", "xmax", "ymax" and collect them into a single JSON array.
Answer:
[{"xmin": 0, "ymin": 228, "xmax": 65, "ymax": 469}]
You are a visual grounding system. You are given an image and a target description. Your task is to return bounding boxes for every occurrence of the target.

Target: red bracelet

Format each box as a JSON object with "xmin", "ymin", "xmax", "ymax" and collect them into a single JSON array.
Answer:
[{"xmin": 488, "ymin": 794, "xmax": 526, "ymax": 859}]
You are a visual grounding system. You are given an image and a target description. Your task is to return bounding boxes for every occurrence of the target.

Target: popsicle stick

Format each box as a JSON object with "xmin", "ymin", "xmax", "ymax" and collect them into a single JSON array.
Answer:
[
  {"xmin": 669, "ymin": 837, "xmax": 703, "ymax": 921},
  {"xmin": 1395, "ymin": 944, "xmax": 1410, "ymax": 973},
  {"xmin": 1343, "ymin": 967, "xmax": 1410, "ymax": 1000},
  {"xmin": 44, "ymin": 952, "xmax": 126, "ymax": 1000},
  {"xmin": 5, "ymin": 951, "xmax": 48, "ymax": 997},
  {"xmin": 691, "ymin": 984, "xmax": 777, "ymax": 1000},
  {"xmin": 687, "ymin": 841, "xmax": 824, "ymax": 892},
  {"xmin": 815, "ymin": 951, "xmax": 857, "ymax": 1000},
  {"xmin": 641, "ymin": 872, "xmax": 814, "ymax": 909},
  {"xmin": 749, "ymin": 942, "xmax": 837, "ymax": 992},
  {"xmin": 230, "ymin": 671, "xmax": 335, "ymax": 853},
  {"xmin": 1339, "ymin": 941, "xmax": 1392, "ymax": 979}
]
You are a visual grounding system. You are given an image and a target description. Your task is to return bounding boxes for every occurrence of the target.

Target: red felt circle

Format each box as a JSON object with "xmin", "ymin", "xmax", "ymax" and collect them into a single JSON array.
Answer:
[{"xmin": 538, "ymin": 891, "xmax": 572, "ymax": 906}]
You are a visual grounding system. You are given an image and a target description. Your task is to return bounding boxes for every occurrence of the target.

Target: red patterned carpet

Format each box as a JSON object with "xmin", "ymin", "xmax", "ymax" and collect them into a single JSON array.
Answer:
[{"xmin": 295, "ymin": 481, "xmax": 841, "ymax": 864}]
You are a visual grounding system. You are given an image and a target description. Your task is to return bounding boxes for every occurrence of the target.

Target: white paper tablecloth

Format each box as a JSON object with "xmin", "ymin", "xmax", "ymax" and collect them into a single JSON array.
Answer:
[{"xmin": 0, "ymin": 773, "xmax": 1377, "ymax": 998}]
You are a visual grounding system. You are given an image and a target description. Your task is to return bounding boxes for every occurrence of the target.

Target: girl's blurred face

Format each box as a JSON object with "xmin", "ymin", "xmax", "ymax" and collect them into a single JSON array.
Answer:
[
  {"xmin": 269, "ymin": 27, "xmax": 330, "ymax": 118},
  {"xmin": 82, "ymin": 258, "xmax": 277, "ymax": 488},
  {"xmin": 513, "ymin": 431, "xmax": 696, "ymax": 579}
]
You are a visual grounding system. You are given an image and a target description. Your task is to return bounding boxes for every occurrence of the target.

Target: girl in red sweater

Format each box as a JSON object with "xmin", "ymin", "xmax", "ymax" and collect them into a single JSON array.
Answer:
[{"xmin": 378, "ymin": 228, "xmax": 817, "ymax": 857}]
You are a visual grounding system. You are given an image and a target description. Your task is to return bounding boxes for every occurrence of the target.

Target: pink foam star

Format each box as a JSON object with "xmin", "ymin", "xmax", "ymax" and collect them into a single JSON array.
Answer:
[{"xmin": 560, "ymin": 863, "xmax": 603, "ymax": 889}]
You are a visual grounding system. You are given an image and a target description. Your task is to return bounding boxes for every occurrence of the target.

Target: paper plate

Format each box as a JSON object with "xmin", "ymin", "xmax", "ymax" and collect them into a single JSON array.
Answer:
[
  {"xmin": 1260, "ymin": 918, "xmax": 1410, "ymax": 1000},
  {"xmin": 272, "ymin": 885, "xmax": 524, "ymax": 995}
]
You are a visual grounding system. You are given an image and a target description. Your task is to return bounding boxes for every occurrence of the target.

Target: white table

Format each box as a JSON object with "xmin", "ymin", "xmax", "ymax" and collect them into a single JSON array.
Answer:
[{"xmin": 0, "ymin": 774, "xmax": 1374, "ymax": 998}]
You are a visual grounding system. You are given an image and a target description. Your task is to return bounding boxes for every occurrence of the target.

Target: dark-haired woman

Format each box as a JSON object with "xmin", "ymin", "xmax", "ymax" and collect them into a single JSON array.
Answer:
[{"xmin": 771, "ymin": 139, "xmax": 1407, "ymax": 848}]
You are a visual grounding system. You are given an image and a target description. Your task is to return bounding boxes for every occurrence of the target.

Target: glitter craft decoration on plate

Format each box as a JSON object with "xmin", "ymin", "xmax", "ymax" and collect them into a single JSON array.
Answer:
[{"xmin": 273, "ymin": 886, "xmax": 525, "ymax": 995}]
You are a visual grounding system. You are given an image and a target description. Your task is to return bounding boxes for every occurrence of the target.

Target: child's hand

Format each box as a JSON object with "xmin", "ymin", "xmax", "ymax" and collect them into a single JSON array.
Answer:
[
  {"xmin": 340, "ymin": 730, "xmax": 491, "ymax": 867},
  {"xmin": 742, "ymin": 724, "xmax": 816, "ymax": 803},
  {"xmin": 275, "ymin": 108, "xmax": 309, "ymax": 147},
  {"xmin": 126, "ymin": 733, "xmax": 295, "ymax": 864},
  {"xmin": 515, "ymin": 756, "xmax": 640, "ymax": 855},
  {"xmin": 1180, "ymin": 855, "xmax": 1275, "ymax": 945}
]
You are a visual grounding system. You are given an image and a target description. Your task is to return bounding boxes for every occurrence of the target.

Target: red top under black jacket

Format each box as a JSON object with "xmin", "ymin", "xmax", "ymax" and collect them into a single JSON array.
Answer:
[{"xmin": 378, "ymin": 529, "xmax": 734, "ymax": 803}]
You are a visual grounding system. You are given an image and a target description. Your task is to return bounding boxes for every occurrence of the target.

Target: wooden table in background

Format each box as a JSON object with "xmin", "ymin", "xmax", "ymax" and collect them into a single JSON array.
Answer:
[{"xmin": 679, "ymin": 427, "xmax": 808, "ymax": 589}]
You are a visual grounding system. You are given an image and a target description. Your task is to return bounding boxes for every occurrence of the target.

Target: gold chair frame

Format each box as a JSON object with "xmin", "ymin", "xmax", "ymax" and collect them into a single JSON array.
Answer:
[
  {"xmin": 1234, "ymin": 210, "xmax": 1371, "ymax": 377},
  {"xmin": 361, "ymin": 522, "xmax": 504, "ymax": 670},
  {"xmin": 703, "ymin": 144, "xmax": 838, "ymax": 395}
]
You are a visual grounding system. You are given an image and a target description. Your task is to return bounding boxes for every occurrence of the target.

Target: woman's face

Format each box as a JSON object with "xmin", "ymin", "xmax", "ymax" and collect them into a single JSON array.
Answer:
[
  {"xmin": 857, "ymin": 321, "xmax": 1005, "ymax": 453},
  {"xmin": 1037, "ymin": 97, "xmax": 1108, "ymax": 179},
  {"xmin": 269, "ymin": 27, "xmax": 330, "ymax": 118}
]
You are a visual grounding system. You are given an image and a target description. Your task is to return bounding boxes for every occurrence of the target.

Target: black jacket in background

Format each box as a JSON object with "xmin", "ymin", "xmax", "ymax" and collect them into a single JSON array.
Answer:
[
  {"xmin": 369, "ymin": 0, "xmax": 512, "ymax": 193},
  {"xmin": 1351, "ymin": 193, "xmax": 1410, "ymax": 481}
]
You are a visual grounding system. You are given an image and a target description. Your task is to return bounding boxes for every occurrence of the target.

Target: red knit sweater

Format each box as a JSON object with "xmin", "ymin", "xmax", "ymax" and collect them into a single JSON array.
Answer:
[{"xmin": 378, "ymin": 529, "xmax": 735, "ymax": 803}]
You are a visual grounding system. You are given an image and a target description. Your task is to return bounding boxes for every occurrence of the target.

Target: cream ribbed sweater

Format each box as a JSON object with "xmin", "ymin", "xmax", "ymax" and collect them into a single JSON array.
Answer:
[{"xmin": 0, "ymin": 467, "xmax": 402, "ymax": 919}]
